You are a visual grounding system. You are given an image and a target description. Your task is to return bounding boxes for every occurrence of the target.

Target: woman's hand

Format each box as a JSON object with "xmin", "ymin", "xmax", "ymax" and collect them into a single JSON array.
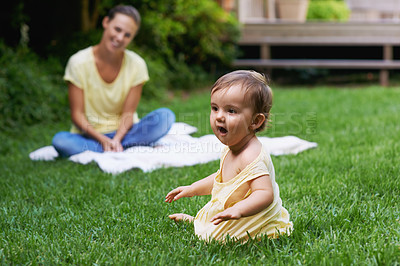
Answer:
[
  {"xmin": 210, "ymin": 207, "xmax": 242, "ymax": 225},
  {"xmin": 165, "ymin": 186, "xmax": 194, "ymax": 203},
  {"xmin": 101, "ymin": 137, "xmax": 123, "ymax": 152}
]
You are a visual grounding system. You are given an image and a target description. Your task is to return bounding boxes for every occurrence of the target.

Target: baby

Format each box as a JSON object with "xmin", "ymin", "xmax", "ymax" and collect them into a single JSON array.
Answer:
[{"xmin": 165, "ymin": 70, "xmax": 293, "ymax": 242}]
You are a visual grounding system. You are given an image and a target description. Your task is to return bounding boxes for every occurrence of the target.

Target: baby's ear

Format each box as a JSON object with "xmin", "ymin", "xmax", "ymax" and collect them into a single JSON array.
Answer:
[{"xmin": 250, "ymin": 113, "xmax": 265, "ymax": 131}]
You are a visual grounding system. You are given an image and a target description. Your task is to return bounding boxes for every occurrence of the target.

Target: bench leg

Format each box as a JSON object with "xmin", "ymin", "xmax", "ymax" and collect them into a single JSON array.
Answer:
[
  {"xmin": 260, "ymin": 44, "xmax": 272, "ymax": 79},
  {"xmin": 379, "ymin": 70, "xmax": 389, "ymax": 87},
  {"xmin": 260, "ymin": 44, "xmax": 270, "ymax": 60},
  {"xmin": 266, "ymin": 0, "xmax": 276, "ymax": 20},
  {"xmin": 380, "ymin": 45, "xmax": 392, "ymax": 87}
]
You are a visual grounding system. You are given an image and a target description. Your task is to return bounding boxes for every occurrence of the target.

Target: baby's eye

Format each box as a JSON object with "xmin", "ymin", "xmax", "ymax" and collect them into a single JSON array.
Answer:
[
  {"xmin": 124, "ymin": 33, "xmax": 131, "ymax": 38},
  {"xmin": 211, "ymin": 106, "xmax": 218, "ymax": 112},
  {"xmin": 228, "ymin": 108, "xmax": 237, "ymax": 114}
]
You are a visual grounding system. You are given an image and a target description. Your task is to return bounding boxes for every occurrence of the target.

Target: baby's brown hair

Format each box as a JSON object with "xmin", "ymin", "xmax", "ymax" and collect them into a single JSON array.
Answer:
[{"xmin": 211, "ymin": 70, "xmax": 273, "ymax": 132}]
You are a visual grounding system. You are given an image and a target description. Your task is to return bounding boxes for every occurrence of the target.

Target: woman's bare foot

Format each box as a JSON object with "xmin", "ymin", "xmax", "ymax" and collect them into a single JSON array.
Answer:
[{"xmin": 168, "ymin": 213, "xmax": 194, "ymax": 222}]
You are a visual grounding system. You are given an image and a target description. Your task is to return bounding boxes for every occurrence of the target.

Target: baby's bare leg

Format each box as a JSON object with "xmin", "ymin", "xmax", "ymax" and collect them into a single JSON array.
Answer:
[{"xmin": 168, "ymin": 213, "xmax": 194, "ymax": 222}]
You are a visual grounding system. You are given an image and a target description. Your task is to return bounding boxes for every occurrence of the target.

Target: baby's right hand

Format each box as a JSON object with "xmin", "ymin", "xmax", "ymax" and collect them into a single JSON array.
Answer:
[{"xmin": 165, "ymin": 186, "xmax": 193, "ymax": 203}]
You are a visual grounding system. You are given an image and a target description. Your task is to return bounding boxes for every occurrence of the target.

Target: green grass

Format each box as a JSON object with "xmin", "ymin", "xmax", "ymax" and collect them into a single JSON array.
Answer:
[{"xmin": 1, "ymin": 86, "xmax": 399, "ymax": 265}]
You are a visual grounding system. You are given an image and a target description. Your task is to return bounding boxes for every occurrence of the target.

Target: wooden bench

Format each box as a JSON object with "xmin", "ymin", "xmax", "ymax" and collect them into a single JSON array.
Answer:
[{"xmin": 233, "ymin": 22, "xmax": 400, "ymax": 86}]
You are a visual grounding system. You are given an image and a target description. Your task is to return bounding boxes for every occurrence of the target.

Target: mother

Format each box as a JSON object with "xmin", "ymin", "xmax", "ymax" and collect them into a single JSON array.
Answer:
[{"xmin": 52, "ymin": 5, "xmax": 175, "ymax": 157}]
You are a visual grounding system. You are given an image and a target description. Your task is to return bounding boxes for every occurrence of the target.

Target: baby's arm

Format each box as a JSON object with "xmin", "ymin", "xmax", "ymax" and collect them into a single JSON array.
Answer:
[
  {"xmin": 165, "ymin": 172, "xmax": 217, "ymax": 203},
  {"xmin": 210, "ymin": 174, "xmax": 274, "ymax": 225}
]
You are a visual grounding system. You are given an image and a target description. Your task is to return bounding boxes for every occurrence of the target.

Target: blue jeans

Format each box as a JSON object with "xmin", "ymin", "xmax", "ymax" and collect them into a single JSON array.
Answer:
[{"xmin": 52, "ymin": 108, "xmax": 175, "ymax": 157}]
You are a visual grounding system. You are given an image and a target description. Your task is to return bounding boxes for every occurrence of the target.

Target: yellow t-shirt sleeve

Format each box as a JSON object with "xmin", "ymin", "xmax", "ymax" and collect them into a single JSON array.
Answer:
[
  {"xmin": 63, "ymin": 52, "xmax": 85, "ymax": 89},
  {"xmin": 126, "ymin": 50, "xmax": 149, "ymax": 88}
]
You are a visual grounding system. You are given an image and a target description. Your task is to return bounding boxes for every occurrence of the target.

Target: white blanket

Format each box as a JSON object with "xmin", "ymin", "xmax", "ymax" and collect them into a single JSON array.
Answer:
[{"xmin": 30, "ymin": 122, "xmax": 317, "ymax": 174}]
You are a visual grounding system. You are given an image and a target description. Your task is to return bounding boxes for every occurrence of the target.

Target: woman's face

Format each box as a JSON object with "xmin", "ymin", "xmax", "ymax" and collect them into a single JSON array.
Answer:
[{"xmin": 102, "ymin": 13, "xmax": 138, "ymax": 53}]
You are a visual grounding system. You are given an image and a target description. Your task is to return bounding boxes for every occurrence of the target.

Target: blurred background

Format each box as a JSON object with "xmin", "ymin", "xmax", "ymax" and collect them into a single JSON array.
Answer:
[{"xmin": 1, "ymin": 0, "xmax": 400, "ymax": 132}]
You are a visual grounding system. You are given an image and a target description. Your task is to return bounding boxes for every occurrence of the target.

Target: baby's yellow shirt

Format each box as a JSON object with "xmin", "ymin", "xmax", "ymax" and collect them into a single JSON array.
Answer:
[{"xmin": 194, "ymin": 146, "xmax": 293, "ymax": 242}]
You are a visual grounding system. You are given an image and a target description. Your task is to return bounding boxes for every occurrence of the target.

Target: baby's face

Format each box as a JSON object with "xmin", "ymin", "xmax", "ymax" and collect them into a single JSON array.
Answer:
[{"xmin": 210, "ymin": 85, "xmax": 255, "ymax": 149}]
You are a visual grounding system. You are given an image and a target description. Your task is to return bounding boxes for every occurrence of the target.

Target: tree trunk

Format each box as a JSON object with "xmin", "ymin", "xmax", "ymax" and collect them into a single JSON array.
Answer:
[{"xmin": 81, "ymin": 0, "xmax": 100, "ymax": 32}]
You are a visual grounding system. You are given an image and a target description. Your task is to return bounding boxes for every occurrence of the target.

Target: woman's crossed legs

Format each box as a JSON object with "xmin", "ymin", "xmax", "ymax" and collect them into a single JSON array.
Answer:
[{"xmin": 52, "ymin": 108, "xmax": 175, "ymax": 157}]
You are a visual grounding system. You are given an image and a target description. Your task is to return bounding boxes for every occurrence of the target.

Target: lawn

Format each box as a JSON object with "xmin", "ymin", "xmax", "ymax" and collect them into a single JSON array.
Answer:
[{"xmin": 1, "ymin": 85, "xmax": 399, "ymax": 265}]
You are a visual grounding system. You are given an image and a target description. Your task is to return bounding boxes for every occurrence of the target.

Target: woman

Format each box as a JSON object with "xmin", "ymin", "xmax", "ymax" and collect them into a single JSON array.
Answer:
[{"xmin": 52, "ymin": 5, "xmax": 175, "ymax": 157}]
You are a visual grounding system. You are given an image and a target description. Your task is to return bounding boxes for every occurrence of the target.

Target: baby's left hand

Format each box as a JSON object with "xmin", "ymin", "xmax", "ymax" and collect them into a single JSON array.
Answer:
[{"xmin": 210, "ymin": 207, "xmax": 242, "ymax": 225}]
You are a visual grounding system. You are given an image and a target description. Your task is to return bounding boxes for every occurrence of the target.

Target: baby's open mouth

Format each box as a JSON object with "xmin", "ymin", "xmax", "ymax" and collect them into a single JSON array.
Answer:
[{"xmin": 218, "ymin": 127, "xmax": 227, "ymax": 134}]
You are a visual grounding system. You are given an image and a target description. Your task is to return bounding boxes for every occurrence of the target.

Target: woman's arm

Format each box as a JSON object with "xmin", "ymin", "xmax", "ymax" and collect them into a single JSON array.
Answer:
[
  {"xmin": 68, "ymin": 82, "xmax": 115, "ymax": 150},
  {"xmin": 210, "ymin": 174, "xmax": 274, "ymax": 225},
  {"xmin": 69, "ymin": 81, "xmax": 143, "ymax": 152},
  {"xmin": 165, "ymin": 172, "xmax": 217, "ymax": 203},
  {"xmin": 112, "ymin": 83, "xmax": 143, "ymax": 149}
]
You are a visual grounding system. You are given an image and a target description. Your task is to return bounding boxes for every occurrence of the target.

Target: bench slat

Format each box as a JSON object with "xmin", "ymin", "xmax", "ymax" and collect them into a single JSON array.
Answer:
[
  {"xmin": 239, "ymin": 22, "xmax": 400, "ymax": 45},
  {"xmin": 239, "ymin": 36, "xmax": 400, "ymax": 46},
  {"xmin": 233, "ymin": 59, "xmax": 400, "ymax": 69}
]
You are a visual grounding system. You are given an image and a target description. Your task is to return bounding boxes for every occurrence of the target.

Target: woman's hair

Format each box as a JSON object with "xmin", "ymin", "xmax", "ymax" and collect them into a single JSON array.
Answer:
[
  {"xmin": 210, "ymin": 70, "xmax": 273, "ymax": 132},
  {"xmin": 107, "ymin": 5, "xmax": 141, "ymax": 28}
]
